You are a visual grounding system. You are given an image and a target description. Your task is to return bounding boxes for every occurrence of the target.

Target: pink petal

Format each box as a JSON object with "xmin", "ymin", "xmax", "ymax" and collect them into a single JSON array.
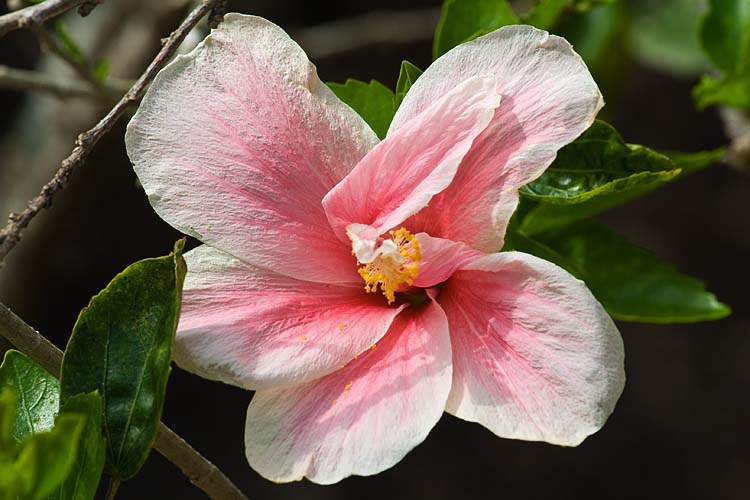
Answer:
[
  {"xmin": 440, "ymin": 252, "xmax": 624, "ymax": 446},
  {"xmin": 175, "ymin": 245, "xmax": 404, "ymax": 390},
  {"xmin": 245, "ymin": 298, "xmax": 452, "ymax": 484},
  {"xmin": 125, "ymin": 14, "xmax": 378, "ymax": 283},
  {"xmin": 412, "ymin": 233, "xmax": 481, "ymax": 288},
  {"xmin": 322, "ymin": 76, "xmax": 500, "ymax": 240},
  {"xmin": 394, "ymin": 25, "xmax": 603, "ymax": 252}
]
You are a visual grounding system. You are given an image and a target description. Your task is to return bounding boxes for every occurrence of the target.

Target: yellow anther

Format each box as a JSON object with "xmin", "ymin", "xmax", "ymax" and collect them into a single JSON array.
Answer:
[
  {"xmin": 345, "ymin": 383, "xmax": 352, "ymax": 391},
  {"xmin": 356, "ymin": 227, "xmax": 421, "ymax": 304}
]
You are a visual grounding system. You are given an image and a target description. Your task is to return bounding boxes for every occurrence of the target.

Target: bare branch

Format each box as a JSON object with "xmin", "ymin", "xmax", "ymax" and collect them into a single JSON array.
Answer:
[
  {"xmin": 0, "ymin": 0, "xmax": 221, "ymax": 263},
  {"xmin": 0, "ymin": 301, "xmax": 248, "ymax": 500},
  {"xmin": 292, "ymin": 7, "xmax": 440, "ymax": 60},
  {"xmin": 0, "ymin": 64, "xmax": 132, "ymax": 99},
  {"xmin": 0, "ymin": 0, "xmax": 93, "ymax": 38},
  {"xmin": 33, "ymin": 26, "xmax": 111, "ymax": 96}
]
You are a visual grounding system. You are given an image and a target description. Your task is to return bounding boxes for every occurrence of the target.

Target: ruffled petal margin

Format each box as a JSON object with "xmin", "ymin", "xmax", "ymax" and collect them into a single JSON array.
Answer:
[
  {"xmin": 245, "ymin": 298, "xmax": 452, "ymax": 484},
  {"xmin": 440, "ymin": 251, "xmax": 624, "ymax": 446},
  {"xmin": 126, "ymin": 14, "xmax": 378, "ymax": 283},
  {"xmin": 396, "ymin": 25, "xmax": 603, "ymax": 252}
]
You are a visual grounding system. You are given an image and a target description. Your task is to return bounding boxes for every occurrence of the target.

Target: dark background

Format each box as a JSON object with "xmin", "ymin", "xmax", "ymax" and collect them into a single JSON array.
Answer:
[{"xmin": 1, "ymin": 1, "xmax": 748, "ymax": 499}]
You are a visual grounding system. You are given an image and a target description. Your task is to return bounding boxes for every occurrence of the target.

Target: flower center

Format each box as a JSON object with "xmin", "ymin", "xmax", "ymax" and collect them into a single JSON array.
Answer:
[{"xmin": 346, "ymin": 223, "xmax": 421, "ymax": 304}]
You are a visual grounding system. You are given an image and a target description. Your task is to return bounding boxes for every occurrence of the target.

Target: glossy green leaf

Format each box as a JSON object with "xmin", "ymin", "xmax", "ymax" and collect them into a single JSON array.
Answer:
[
  {"xmin": 60, "ymin": 240, "xmax": 186, "ymax": 480},
  {"xmin": 521, "ymin": 0, "xmax": 568, "ymax": 30},
  {"xmin": 0, "ymin": 349, "xmax": 60, "ymax": 443},
  {"xmin": 518, "ymin": 121, "xmax": 679, "ymax": 234},
  {"xmin": 47, "ymin": 392, "xmax": 106, "ymax": 500},
  {"xmin": 328, "ymin": 79, "xmax": 395, "ymax": 139},
  {"xmin": 0, "ymin": 389, "xmax": 85, "ymax": 500},
  {"xmin": 626, "ymin": 0, "xmax": 709, "ymax": 76},
  {"xmin": 433, "ymin": 0, "xmax": 518, "ymax": 59},
  {"xmin": 505, "ymin": 222, "xmax": 731, "ymax": 323},
  {"xmin": 394, "ymin": 60, "xmax": 423, "ymax": 110}
]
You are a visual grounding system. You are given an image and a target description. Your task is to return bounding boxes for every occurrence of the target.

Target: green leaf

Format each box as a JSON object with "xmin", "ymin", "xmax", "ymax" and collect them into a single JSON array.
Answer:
[
  {"xmin": 521, "ymin": 0, "xmax": 568, "ymax": 30},
  {"xmin": 60, "ymin": 240, "xmax": 187, "ymax": 480},
  {"xmin": 328, "ymin": 79, "xmax": 395, "ymax": 139},
  {"xmin": 662, "ymin": 147, "xmax": 726, "ymax": 176},
  {"xmin": 0, "ymin": 389, "xmax": 15, "ymax": 460},
  {"xmin": 518, "ymin": 121, "xmax": 679, "ymax": 234},
  {"xmin": 695, "ymin": 0, "xmax": 750, "ymax": 108},
  {"xmin": 626, "ymin": 0, "xmax": 709, "ymax": 77},
  {"xmin": 0, "ymin": 349, "xmax": 60, "ymax": 443},
  {"xmin": 506, "ymin": 222, "xmax": 731, "ymax": 323},
  {"xmin": 555, "ymin": 1, "xmax": 626, "ymax": 75},
  {"xmin": 93, "ymin": 59, "xmax": 111, "ymax": 84},
  {"xmin": 433, "ymin": 0, "xmax": 518, "ymax": 59},
  {"xmin": 693, "ymin": 71, "xmax": 750, "ymax": 109},
  {"xmin": 394, "ymin": 60, "xmax": 423, "ymax": 109},
  {"xmin": 700, "ymin": 0, "xmax": 750, "ymax": 73},
  {"xmin": 47, "ymin": 392, "xmax": 106, "ymax": 500},
  {"xmin": 0, "ymin": 389, "xmax": 85, "ymax": 500}
]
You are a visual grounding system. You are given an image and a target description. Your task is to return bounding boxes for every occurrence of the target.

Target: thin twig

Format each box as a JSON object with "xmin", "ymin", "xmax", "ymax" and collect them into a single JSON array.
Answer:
[
  {"xmin": 0, "ymin": 0, "xmax": 220, "ymax": 264},
  {"xmin": 0, "ymin": 0, "xmax": 93, "ymax": 38},
  {"xmin": 292, "ymin": 7, "xmax": 440, "ymax": 60},
  {"xmin": 105, "ymin": 478, "xmax": 120, "ymax": 500},
  {"xmin": 0, "ymin": 64, "xmax": 132, "ymax": 99},
  {"xmin": 0, "ymin": 302, "xmax": 248, "ymax": 500}
]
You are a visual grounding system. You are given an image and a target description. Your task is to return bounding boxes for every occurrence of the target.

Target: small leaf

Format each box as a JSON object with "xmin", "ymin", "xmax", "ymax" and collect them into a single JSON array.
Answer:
[
  {"xmin": 433, "ymin": 0, "xmax": 518, "ymax": 59},
  {"xmin": 394, "ymin": 60, "xmax": 423, "ymax": 110},
  {"xmin": 0, "ymin": 349, "xmax": 60, "ymax": 442},
  {"xmin": 518, "ymin": 121, "xmax": 679, "ymax": 234},
  {"xmin": 506, "ymin": 222, "xmax": 731, "ymax": 323},
  {"xmin": 54, "ymin": 21, "xmax": 87, "ymax": 66},
  {"xmin": 47, "ymin": 392, "xmax": 106, "ymax": 500},
  {"xmin": 328, "ymin": 79, "xmax": 395, "ymax": 139},
  {"xmin": 521, "ymin": 0, "xmax": 568, "ymax": 30},
  {"xmin": 93, "ymin": 59, "xmax": 111, "ymax": 83},
  {"xmin": 60, "ymin": 240, "xmax": 187, "ymax": 480},
  {"xmin": 0, "ymin": 389, "xmax": 85, "ymax": 500}
]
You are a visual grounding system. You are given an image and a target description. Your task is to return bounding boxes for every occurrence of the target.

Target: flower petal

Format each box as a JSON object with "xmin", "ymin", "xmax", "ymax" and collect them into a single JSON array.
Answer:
[
  {"xmin": 440, "ymin": 251, "xmax": 624, "ymax": 446},
  {"xmin": 394, "ymin": 25, "xmax": 603, "ymax": 251},
  {"xmin": 322, "ymin": 75, "xmax": 500, "ymax": 239},
  {"xmin": 125, "ymin": 14, "xmax": 378, "ymax": 283},
  {"xmin": 245, "ymin": 298, "xmax": 452, "ymax": 484},
  {"xmin": 412, "ymin": 233, "xmax": 481, "ymax": 288},
  {"xmin": 175, "ymin": 245, "xmax": 404, "ymax": 390}
]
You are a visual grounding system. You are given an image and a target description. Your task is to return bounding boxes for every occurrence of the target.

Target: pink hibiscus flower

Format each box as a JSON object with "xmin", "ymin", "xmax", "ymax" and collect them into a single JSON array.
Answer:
[{"xmin": 125, "ymin": 14, "xmax": 625, "ymax": 484}]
